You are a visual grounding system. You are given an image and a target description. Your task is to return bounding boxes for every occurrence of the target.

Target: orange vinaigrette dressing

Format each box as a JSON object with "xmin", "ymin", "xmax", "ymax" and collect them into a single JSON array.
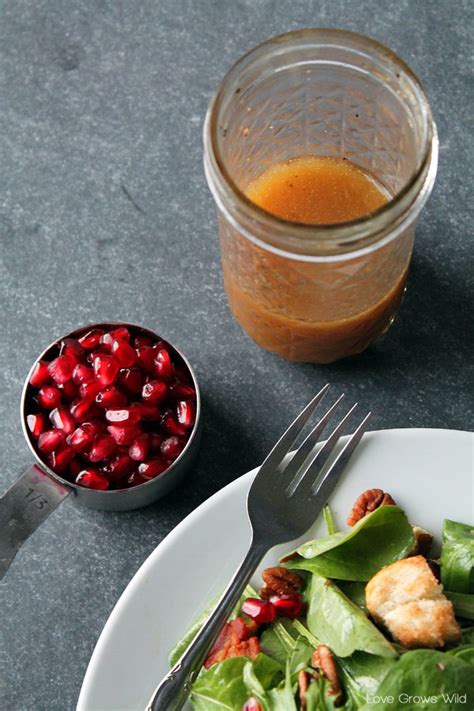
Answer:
[
  {"xmin": 245, "ymin": 156, "xmax": 388, "ymax": 224},
  {"xmin": 221, "ymin": 157, "xmax": 408, "ymax": 363}
]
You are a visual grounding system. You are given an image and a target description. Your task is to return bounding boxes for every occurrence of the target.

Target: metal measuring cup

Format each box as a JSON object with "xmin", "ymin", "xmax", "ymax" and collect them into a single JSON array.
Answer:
[{"xmin": 0, "ymin": 322, "xmax": 202, "ymax": 579}]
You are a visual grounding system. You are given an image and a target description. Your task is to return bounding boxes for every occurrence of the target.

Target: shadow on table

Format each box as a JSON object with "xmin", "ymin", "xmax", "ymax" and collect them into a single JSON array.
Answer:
[{"xmin": 322, "ymin": 252, "xmax": 473, "ymax": 378}]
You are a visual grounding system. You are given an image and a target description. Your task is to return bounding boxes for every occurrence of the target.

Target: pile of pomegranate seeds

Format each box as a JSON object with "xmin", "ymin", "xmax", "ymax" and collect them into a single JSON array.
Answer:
[{"xmin": 26, "ymin": 326, "xmax": 197, "ymax": 491}]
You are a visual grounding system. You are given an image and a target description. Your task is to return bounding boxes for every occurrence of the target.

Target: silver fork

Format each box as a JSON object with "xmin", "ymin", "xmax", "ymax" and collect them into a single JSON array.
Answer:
[{"xmin": 147, "ymin": 384, "xmax": 371, "ymax": 711}]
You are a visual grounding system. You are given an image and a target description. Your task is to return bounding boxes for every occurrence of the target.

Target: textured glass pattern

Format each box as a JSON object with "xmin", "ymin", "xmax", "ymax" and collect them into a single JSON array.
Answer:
[{"xmin": 207, "ymin": 31, "xmax": 434, "ymax": 362}]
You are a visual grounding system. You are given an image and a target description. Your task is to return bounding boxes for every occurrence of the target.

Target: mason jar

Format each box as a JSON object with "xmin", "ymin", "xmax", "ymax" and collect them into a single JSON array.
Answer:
[{"xmin": 204, "ymin": 29, "xmax": 438, "ymax": 363}]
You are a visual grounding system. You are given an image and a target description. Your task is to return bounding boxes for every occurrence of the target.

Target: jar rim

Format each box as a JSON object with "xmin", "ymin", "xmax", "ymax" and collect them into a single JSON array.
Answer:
[{"xmin": 204, "ymin": 28, "xmax": 437, "ymax": 259}]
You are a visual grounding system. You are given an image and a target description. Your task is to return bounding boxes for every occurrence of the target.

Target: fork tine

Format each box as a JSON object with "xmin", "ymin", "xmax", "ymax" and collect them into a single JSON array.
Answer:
[
  {"xmin": 283, "ymin": 394, "xmax": 345, "ymax": 495},
  {"xmin": 310, "ymin": 411, "xmax": 372, "ymax": 498},
  {"xmin": 257, "ymin": 384, "xmax": 330, "ymax": 475},
  {"xmin": 287, "ymin": 402, "xmax": 358, "ymax": 496},
  {"xmin": 291, "ymin": 410, "xmax": 371, "ymax": 506}
]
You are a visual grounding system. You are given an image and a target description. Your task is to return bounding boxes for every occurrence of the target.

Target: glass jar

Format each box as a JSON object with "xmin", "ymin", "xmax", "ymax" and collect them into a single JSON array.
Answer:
[{"xmin": 204, "ymin": 29, "xmax": 438, "ymax": 363}]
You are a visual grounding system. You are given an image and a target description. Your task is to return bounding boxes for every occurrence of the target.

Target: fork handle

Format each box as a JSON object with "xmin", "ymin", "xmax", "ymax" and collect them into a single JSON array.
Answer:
[{"xmin": 146, "ymin": 539, "xmax": 267, "ymax": 711}]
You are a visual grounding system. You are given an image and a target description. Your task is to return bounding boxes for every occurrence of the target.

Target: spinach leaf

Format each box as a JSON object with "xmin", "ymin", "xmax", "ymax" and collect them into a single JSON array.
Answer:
[
  {"xmin": 169, "ymin": 585, "xmax": 258, "ymax": 666},
  {"xmin": 305, "ymin": 677, "xmax": 341, "ymax": 710},
  {"xmin": 191, "ymin": 654, "xmax": 281, "ymax": 711},
  {"xmin": 260, "ymin": 620, "xmax": 313, "ymax": 675},
  {"xmin": 285, "ymin": 506, "xmax": 414, "ymax": 581},
  {"xmin": 446, "ymin": 645, "xmax": 474, "ymax": 665},
  {"xmin": 446, "ymin": 591, "xmax": 474, "ymax": 620},
  {"xmin": 190, "ymin": 657, "xmax": 249, "ymax": 710},
  {"xmin": 307, "ymin": 573, "xmax": 397, "ymax": 658},
  {"xmin": 460, "ymin": 626, "xmax": 474, "ymax": 644},
  {"xmin": 359, "ymin": 649, "xmax": 474, "ymax": 710},
  {"xmin": 340, "ymin": 651, "xmax": 397, "ymax": 702},
  {"xmin": 441, "ymin": 519, "xmax": 474, "ymax": 594},
  {"xmin": 337, "ymin": 581, "xmax": 368, "ymax": 612},
  {"xmin": 293, "ymin": 618, "xmax": 395, "ymax": 707},
  {"xmin": 267, "ymin": 663, "xmax": 298, "ymax": 711},
  {"xmin": 251, "ymin": 653, "xmax": 283, "ymax": 691},
  {"xmin": 323, "ymin": 505, "xmax": 337, "ymax": 535}
]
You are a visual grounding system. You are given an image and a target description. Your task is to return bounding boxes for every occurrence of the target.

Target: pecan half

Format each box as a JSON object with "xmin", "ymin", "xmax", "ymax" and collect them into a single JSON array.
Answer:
[
  {"xmin": 311, "ymin": 645, "xmax": 343, "ymax": 706},
  {"xmin": 298, "ymin": 670, "xmax": 310, "ymax": 709},
  {"xmin": 260, "ymin": 566, "xmax": 303, "ymax": 598},
  {"xmin": 346, "ymin": 488, "xmax": 396, "ymax": 526}
]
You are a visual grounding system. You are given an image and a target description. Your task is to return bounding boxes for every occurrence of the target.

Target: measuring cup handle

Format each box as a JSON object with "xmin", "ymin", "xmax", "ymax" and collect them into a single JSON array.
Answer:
[{"xmin": 0, "ymin": 464, "xmax": 71, "ymax": 579}]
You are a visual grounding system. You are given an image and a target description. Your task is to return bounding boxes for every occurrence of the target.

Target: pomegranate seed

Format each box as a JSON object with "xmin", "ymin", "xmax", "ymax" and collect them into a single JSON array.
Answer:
[
  {"xmin": 70, "ymin": 398, "xmax": 96, "ymax": 422},
  {"xmin": 243, "ymin": 699, "xmax": 264, "ymax": 711},
  {"xmin": 84, "ymin": 419, "xmax": 105, "ymax": 435},
  {"xmin": 60, "ymin": 338, "xmax": 85, "ymax": 364},
  {"xmin": 103, "ymin": 453, "xmax": 135, "ymax": 480},
  {"xmin": 67, "ymin": 425, "xmax": 95, "ymax": 452},
  {"xmin": 95, "ymin": 386, "xmax": 127, "ymax": 408},
  {"xmin": 93, "ymin": 354, "xmax": 120, "ymax": 386},
  {"xmin": 154, "ymin": 348, "xmax": 173, "ymax": 380},
  {"xmin": 78, "ymin": 329, "xmax": 104, "ymax": 350},
  {"xmin": 100, "ymin": 332, "xmax": 114, "ymax": 350},
  {"xmin": 118, "ymin": 367, "xmax": 143, "ymax": 394},
  {"xmin": 107, "ymin": 424, "xmax": 141, "ymax": 446},
  {"xmin": 49, "ymin": 445, "xmax": 74, "ymax": 473},
  {"xmin": 105, "ymin": 406, "xmax": 141, "ymax": 425},
  {"xmin": 76, "ymin": 469, "xmax": 109, "ymax": 490},
  {"xmin": 149, "ymin": 433, "xmax": 163, "ymax": 451},
  {"xmin": 38, "ymin": 429, "xmax": 65, "ymax": 454},
  {"xmin": 142, "ymin": 380, "xmax": 167, "ymax": 404},
  {"xmin": 89, "ymin": 435, "xmax": 117, "ymax": 462},
  {"xmin": 47, "ymin": 355, "xmax": 74, "ymax": 384},
  {"xmin": 138, "ymin": 458, "xmax": 168, "ymax": 479},
  {"xmin": 110, "ymin": 326, "xmax": 131, "ymax": 342},
  {"xmin": 162, "ymin": 412, "xmax": 186, "ymax": 436},
  {"xmin": 169, "ymin": 382, "xmax": 196, "ymax": 399},
  {"xmin": 241, "ymin": 598, "xmax": 276, "ymax": 625},
  {"xmin": 133, "ymin": 335, "xmax": 152, "ymax": 348},
  {"xmin": 129, "ymin": 434, "xmax": 150, "ymax": 461},
  {"xmin": 29, "ymin": 360, "xmax": 51, "ymax": 388},
  {"xmin": 160, "ymin": 436, "xmax": 184, "ymax": 460},
  {"xmin": 69, "ymin": 458, "xmax": 82, "ymax": 478},
  {"xmin": 38, "ymin": 386, "xmax": 62, "ymax": 410},
  {"xmin": 79, "ymin": 380, "xmax": 102, "ymax": 400},
  {"xmin": 111, "ymin": 339, "xmax": 136, "ymax": 367},
  {"xmin": 138, "ymin": 403, "xmax": 160, "ymax": 420},
  {"xmin": 60, "ymin": 380, "xmax": 79, "ymax": 400},
  {"xmin": 49, "ymin": 407, "xmax": 76, "ymax": 435},
  {"xmin": 177, "ymin": 400, "xmax": 195, "ymax": 429},
  {"xmin": 127, "ymin": 471, "xmax": 148, "ymax": 487},
  {"xmin": 27, "ymin": 413, "xmax": 48, "ymax": 438},
  {"xmin": 136, "ymin": 346, "xmax": 155, "ymax": 372},
  {"xmin": 269, "ymin": 593, "xmax": 305, "ymax": 618},
  {"xmin": 72, "ymin": 364, "xmax": 94, "ymax": 385}
]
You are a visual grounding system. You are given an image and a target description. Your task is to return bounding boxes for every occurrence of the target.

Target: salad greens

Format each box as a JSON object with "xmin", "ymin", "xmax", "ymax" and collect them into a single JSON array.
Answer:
[
  {"xmin": 441, "ymin": 519, "xmax": 474, "ymax": 594},
  {"xmin": 445, "ymin": 591, "xmax": 474, "ymax": 621},
  {"xmin": 358, "ymin": 650, "xmax": 474, "ymax": 710},
  {"xmin": 169, "ymin": 507, "xmax": 473, "ymax": 710},
  {"xmin": 285, "ymin": 506, "xmax": 414, "ymax": 581},
  {"xmin": 306, "ymin": 573, "xmax": 397, "ymax": 658}
]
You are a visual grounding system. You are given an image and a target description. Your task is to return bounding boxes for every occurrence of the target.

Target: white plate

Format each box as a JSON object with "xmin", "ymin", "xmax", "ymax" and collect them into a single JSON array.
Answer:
[{"xmin": 78, "ymin": 428, "xmax": 473, "ymax": 711}]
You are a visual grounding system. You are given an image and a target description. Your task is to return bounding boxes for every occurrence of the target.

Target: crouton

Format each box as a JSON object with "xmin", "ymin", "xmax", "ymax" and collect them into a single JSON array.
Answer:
[{"xmin": 365, "ymin": 555, "xmax": 461, "ymax": 648}]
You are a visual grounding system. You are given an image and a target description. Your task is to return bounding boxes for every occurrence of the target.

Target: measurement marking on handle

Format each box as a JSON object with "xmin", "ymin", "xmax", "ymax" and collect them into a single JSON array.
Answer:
[{"xmin": 24, "ymin": 487, "xmax": 49, "ymax": 509}]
